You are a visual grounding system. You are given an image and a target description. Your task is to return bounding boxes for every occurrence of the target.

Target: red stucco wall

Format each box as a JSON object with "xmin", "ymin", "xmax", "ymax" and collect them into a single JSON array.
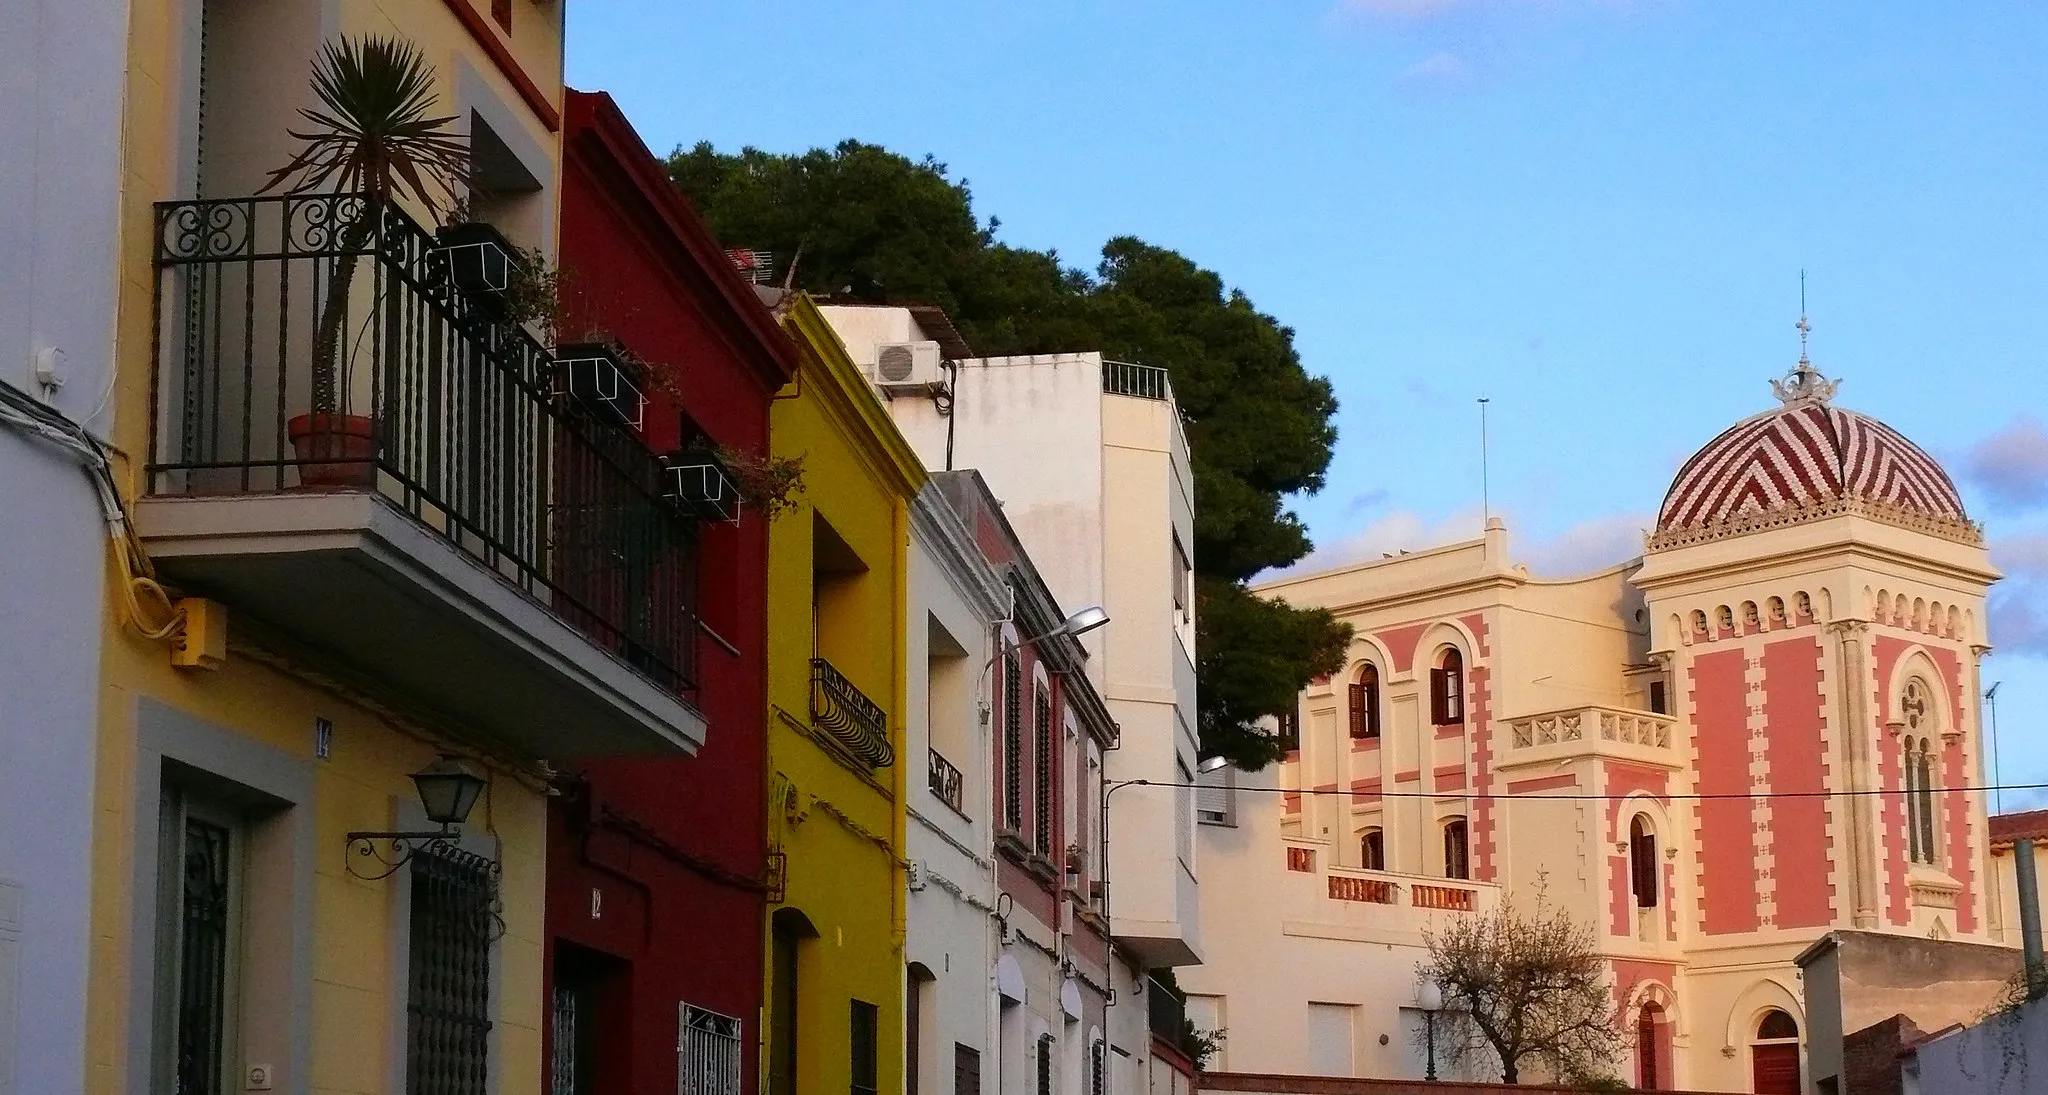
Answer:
[
  {"xmin": 1692, "ymin": 649, "xmax": 1758, "ymax": 935},
  {"xmin": 1762, "ymin": 636, "xmax": 1834, "ymax": 928}
]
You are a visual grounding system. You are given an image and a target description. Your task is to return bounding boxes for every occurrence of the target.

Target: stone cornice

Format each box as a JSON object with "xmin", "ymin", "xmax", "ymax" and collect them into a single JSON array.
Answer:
[{"xmin": 1647, "ymin": 496, "xmax": 1983, "ymax": 553}]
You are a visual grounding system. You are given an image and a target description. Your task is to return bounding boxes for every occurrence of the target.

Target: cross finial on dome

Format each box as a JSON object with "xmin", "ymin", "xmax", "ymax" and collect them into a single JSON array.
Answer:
[{"xmin": 1771, "ymin": 278, "xmax": 1839, "ymax": 404}]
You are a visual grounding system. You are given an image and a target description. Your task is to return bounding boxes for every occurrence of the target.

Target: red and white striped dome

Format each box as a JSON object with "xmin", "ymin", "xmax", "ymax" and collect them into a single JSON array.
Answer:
[{"xmin": 1655, "ymin": 367, "xmax": 1967, "ymax": 537}]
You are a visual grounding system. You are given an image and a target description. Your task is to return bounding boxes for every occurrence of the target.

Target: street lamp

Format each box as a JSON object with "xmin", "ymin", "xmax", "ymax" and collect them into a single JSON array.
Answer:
[
  {"xmin": 1021, "ymin": 604, "xmax": 1110, "ymax": 646},
  {"xmin": 1416, "ymin": 977, "xmax": 1444, "ymax": 1081},
  {"xmin": 345, "ymin": 755, "xmax": 489, "ymax": 880}
]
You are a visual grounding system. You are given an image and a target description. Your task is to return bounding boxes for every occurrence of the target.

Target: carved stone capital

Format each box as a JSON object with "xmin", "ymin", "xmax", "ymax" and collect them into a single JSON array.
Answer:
[{"xmin": 1827, "ymin": 619, "xmax": 1872, "ymax": 638}]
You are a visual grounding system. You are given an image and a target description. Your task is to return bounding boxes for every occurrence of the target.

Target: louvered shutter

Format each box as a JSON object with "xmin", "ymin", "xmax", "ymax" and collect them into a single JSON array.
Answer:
[
  {"xmin": 1429, "ymin": 668, "xmax": 1448, "ymax": 725},
  {"xmin": 1348, "ymin": 683, "xmax": 1366, "ymax": 738},
  {"xmin": 1633, "ymin": 830, "xmax": 1658, "ymax": 908},
  {"xmin": 1365, "ymin": 675, "xmax": 1381, "ymax": 737}
]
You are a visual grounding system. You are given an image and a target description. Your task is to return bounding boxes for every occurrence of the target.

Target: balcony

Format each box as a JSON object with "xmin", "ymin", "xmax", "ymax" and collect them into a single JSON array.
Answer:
[
  {"xmin": 140, "ymin": 194, "xmax": 706, "ymax": 757},
  {"xmin": 1278, "ymin": 839, "xmax": 1500, "ymax": 943},
  {"xmin": 927, "ymin": 748, "xmax": 965, "ymax": 814},
  {"xmin": 1147, "ymin": 975, "xmax": 1186, "ymax": 1043},
  {"xmin": 1103, "ymin": 359, "xmax": 1171, "ymax": 401},
  {"xmin": 1497, "ymin": 705, "xmax": 1683, "ymax": 774},
  {"xmin": 810, "ymin": 658, "xmax": 892, "ymax": 767}
]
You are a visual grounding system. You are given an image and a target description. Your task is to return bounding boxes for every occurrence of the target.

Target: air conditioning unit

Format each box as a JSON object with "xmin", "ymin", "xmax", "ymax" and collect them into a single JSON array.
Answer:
[{"xmin": 871, "ymin": 340, "xmax": 944, "ymax": 390}]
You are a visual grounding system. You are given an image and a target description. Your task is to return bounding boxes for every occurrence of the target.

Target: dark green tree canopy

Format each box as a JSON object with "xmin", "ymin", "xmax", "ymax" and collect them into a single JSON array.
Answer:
[{"xmin": 670, "ymin": 140, "xmax": 1351, "ymax": 767}]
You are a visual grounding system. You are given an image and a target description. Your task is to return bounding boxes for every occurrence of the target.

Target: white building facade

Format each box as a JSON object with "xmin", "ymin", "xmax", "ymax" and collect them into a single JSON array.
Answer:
[
  {"xmin": 907, "ymin": 483, "xmax": 1010, "ymax": 1095},
  {"xmin": 0, "ymin": 1, "xmax": 129, "ymax": 1090},
  {"xmin": 824, "ymin": 305, "xmax": 1203, "ymax": 1093}
]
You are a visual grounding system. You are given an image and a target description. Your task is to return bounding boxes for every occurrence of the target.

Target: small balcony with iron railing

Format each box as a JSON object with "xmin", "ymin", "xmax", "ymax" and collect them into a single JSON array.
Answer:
[
  {"xmin": 927, "ymin": 748, "xmax": 966, "ymax": 815},
  {"xmin": 138, "ymin": 193, "xmax": 708, "ymax": 757},
  {"xmin": 809, "ymin": 658, "xmax": 893, "ymax": 768}
]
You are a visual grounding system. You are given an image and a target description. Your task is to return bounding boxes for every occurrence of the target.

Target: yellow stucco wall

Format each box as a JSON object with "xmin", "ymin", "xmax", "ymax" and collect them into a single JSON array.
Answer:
[
  {"xmin": 96, "ymin": 3, "xmax": 565, "ymax": 1093},
  {"xmin": 764, "ymin": 296, "xmax": 926, "ymax": 1093}
]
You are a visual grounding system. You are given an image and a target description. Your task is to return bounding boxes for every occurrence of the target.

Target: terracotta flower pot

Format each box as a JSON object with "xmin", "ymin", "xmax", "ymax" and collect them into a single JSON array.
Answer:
[{"xmin": 287, "ymin": 412, "xmax": 377, "ymax": 488}]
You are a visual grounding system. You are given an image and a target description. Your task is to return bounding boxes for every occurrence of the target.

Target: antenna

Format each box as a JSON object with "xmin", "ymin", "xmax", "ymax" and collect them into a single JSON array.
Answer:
[
  {"xmin": 1988, "ymin": 681, "xmax": 2004, "ymax": 814},
  {"xmin": 1478, "ymin": 397, "xmax": 1492, "ymax": 523}
]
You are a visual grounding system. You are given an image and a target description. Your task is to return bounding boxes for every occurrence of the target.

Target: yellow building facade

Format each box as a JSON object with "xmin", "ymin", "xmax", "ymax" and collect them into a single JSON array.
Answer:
[
  {"xmin": 763, "ymin": 295, "xmax": 925, "ymax": 1095},
  {"xmin": 87, "ymin": 3, "xmax": 709, "ymax": 1094}
]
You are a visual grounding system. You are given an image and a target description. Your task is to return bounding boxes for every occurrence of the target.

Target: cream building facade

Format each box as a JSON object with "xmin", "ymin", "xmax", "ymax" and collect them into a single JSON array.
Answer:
[{"xmin": 1186, "ymin": 355, "xmax": 2004, "ymax": 1094}]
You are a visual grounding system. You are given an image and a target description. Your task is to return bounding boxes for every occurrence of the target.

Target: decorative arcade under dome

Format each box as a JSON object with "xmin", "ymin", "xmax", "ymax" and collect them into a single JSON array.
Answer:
[{"xmin": 1650, "ymin": 318, "xmax": 1978, "ymax": 551}]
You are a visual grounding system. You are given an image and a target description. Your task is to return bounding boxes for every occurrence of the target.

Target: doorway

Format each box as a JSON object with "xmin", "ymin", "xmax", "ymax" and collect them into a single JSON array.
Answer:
[{"xmin": 1750, "ymin": 1008, "xmax": 1801, "ymax": 1094}]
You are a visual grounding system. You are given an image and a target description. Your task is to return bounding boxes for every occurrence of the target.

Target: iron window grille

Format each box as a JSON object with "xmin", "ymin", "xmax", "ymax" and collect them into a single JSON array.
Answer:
[
  {"xmin": 407, "ymin": 844, "xmax": 497, "ymax": 1095},
  {"xmin": 1037, "ymin": 1034, "xmax": 1054, "ymax": 1095},
  {"xmin": 549, "ymin": 983, "xmax": 579, "ymax": 1095},
  {"xmin": 679, "ymin": 1003, "xmax": 744, "ymax": 1095},
  {"xmin": 176, "ymin": 816, "xmax": 233, "ymax": 1095},
  {"xmin": 809, "ymin": 658, "xmax": 893, "ymax": 767},
  {"xmin": 1091, "ymin": 1040, "xmax": 1106, "ymax": 1095},
  {"xmin": 148, "ymin": 194, "xmax": 700, "ymax": 696}
]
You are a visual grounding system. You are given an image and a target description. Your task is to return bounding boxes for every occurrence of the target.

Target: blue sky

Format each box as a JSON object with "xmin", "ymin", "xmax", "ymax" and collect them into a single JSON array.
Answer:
[{"xmin": 568, "ymin": 0, "xmax": 2048, "ymax": 805}]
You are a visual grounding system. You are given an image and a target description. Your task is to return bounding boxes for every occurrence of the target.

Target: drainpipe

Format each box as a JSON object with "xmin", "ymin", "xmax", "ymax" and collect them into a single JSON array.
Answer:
[{"xmin": 2017, "ymin": 837, "xmax": 2045, "ymax": 1000}]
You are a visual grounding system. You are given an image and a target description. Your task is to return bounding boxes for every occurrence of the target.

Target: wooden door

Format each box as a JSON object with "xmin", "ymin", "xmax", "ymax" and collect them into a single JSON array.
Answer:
[{"xmin": 1751, "ymin": 1043, "xmax": 1800, "ymax": 1094}]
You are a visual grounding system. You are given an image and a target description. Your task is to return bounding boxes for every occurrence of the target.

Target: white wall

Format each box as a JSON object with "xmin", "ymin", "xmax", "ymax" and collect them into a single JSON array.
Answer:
[
  {"xmin": 0, "ymin": 3, "xmax": 125, "ymax": 1093},
  {"xmin": 907, "ymin": 488, "xmax": 1003, "ymax": 1095}
]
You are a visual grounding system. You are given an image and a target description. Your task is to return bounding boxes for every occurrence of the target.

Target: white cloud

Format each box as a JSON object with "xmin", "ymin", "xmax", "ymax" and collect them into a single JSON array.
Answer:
[
  {"xmin": 1395, "ymin": 50, "xmax": 1472, "ymax": 89},
  {"xmin": 1991, "ymin": 534, "xmax": 2048, "ymax": 656},
  {"xmin": 1966, "ymin": 418, "xmax": 2048, "ymax": 512},
  {"xmin": 1519, "ymin": 512, "xmax": 1651, "ymax": 576}
]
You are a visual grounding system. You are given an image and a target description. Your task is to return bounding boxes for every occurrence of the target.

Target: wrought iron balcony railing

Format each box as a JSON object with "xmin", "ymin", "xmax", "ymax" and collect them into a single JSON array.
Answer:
[
  {"xmin": 928, "ymin": 748, "xmax": 965, "ymax": 814},
  {"xmin": 809, "ymin": 658, "xmax": 892, "ymax": 768},
  {"xmin": 149, "ymin": 194, "xmax": 698, "ymax": 695}
]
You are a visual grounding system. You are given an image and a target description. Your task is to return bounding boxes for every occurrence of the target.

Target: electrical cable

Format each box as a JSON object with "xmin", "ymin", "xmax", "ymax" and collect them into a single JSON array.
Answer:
[
  {"xmin": 1117, "ymin": 777, "xmax": 2048, "ymax": 804},
  {"xmin": 0, "ymin": 379, "xmax": 184, "ymax": 641}
]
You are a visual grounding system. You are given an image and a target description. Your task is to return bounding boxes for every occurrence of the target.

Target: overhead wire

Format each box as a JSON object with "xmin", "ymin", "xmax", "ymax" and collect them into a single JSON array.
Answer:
[{"xmin": 1119, "ymin": 777, "xmax": 2048, "ymax": 804}]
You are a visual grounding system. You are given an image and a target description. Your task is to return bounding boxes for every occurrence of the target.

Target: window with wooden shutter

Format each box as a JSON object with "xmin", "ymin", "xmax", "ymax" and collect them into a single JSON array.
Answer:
[
  {"xmin": 1034, "ymin": 687, "xmax": 1054, "ymax": 852},
  {"xmin": 1349, "ymin": 665, "xmax": 1381, "ymax": 738},
  {"xmin": 1433, "ymin": 650, "xmax": 1465, "ymax": 726},
  {"xmin": 1442, "ymin": 817, "xmax": 1469, "ymax": 880},
  {"xmin": 1361, "ymin": 828, "xmax": 1384, "ymax": 871},
  {"xmin": 955, "ymin": 1044, "xmax": 982, "ymax": 1095},
  {"xmin": 1276, "ymin": 709, "xmax": 1300, "ymax": 752},
  {"xmin": 1630, "ymin": 816, "xmax": 1657, "ymax": 908},
  {"xmin": 1648, "ymin": 679, "xmax": 1667, "ymax": 714},
  {"xmin": 1037, "ymin": 1034, "xmax": 1053, "ymax": 1095},
  {"xmin": 1003, "ymin": 648, "xmax": 1023, "ymax": 833},
  {"xmin": 1348, "ymin": 682, "xmax": 1367, "ymax": 738}
]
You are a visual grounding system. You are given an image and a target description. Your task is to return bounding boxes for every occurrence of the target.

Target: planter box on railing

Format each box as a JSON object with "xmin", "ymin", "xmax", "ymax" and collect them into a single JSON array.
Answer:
[
  {"xmin": 435, "ymin": 220, "xmax": 518, "ymax": 307},
  {"xmin": 552, "ymin": 343, "xmax": 646, "ymax": 431},
  {"xmin": 662, "ymin": 450, "xmax": 741, "ymax": 523}
]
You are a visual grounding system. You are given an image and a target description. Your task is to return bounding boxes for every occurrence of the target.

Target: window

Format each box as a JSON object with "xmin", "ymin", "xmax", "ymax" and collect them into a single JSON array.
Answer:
[
  {"xmin": 1906, "ymin": 734, "xmax": 1938, "ymax": 866},
  {"xmin": 1003, "ymin": 647, "xmax": 1024, "ymax": 833},
  {"xmin": 1648, "ymin": 679, "xmax": 1668, "ymax": 715},
  {"xmin": 1176, "ymin": 757, "xmax": 1195, "ymax": 867},
  {"xmin": 679, "ymin": 1003, "xmax": 744, "ymax": 1095},
  {"xmin": 1037, "ymin": 1033, "xmax": 1054, "ymax": 1095},
  {"xmin": 491, "ymin": 0, "xmax": 512, "ymax": 32},
  {"xmin": 1361, "ymin": 828, "xmax": 1385, "ymax": 871},
  {"xmin": 406, "ymin": 845, "xmax": 496, "ymax": 1095},
  {"xmin": 1630, "ymin": 815, "xmax": 1658, "ymax": 909},
  {"xmin": 1197, "ymin": 764, "xmax": 1235, "ymax": 827},
  {"xmin": 1276, "ymin": 708, "xmax": 1301, "ymax": 752},
  {"xmin": 155, "ymin": 794, "xmax": 240, "ymax": 1095},
  {"xmin": 851, "ymin": 1000, "xmax": 880, "ymax": 1095},
  {"xmin": 1349, "ymin": 664, "xmax": 1381, "ymax": 739},
  {"xmin": 1442, "ymin": 818, "xmax": 1470, "ymax": 880},
  {"xmin": 1035, "ymin": 685, "xmax": 1055, "ymax": 852},
  {"xmin": 956, "ymin": 1044, "xmax": 982, "ymax": 1095},
  {"xmin": 1172, "ymin": 535, "xmax": 1193, "ymax": 623},
  {"xmin": 1091, "ymin": 1039, "xmax": 1106, "ymax": 1095},
  {"xmin": 1430, "ymin": 649, "xmax": 1465, "ymax": 726}
]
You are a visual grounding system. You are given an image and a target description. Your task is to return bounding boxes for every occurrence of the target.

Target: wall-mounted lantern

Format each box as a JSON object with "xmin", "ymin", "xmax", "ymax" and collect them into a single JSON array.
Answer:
[{"xmin": 345, "ymin": 756, "xmax": 489, "ymax": 880}]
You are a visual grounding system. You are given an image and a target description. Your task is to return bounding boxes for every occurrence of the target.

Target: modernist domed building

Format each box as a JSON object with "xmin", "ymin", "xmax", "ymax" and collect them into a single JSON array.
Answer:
[{"xmin": 1183, "ymin": 342, "xmax": 2014, "ymax": 1093}]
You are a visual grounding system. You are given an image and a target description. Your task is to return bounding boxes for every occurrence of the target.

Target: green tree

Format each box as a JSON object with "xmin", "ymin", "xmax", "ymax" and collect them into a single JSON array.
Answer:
[{"xmin": 670, "ymin": 142, "xmax": 1351, "ymax": 767}]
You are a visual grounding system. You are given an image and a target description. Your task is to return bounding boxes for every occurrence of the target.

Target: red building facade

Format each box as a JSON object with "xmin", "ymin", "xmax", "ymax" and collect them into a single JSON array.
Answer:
[{"xmin": 544, "ymin": 90, "xmax": 796, "ymax": 1094}]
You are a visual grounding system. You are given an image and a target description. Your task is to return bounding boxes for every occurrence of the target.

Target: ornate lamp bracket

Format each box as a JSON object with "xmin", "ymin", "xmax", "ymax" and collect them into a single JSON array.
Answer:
[{"xmin": 344, "ymin": 826, "xmax": 460, "ymax": 881}]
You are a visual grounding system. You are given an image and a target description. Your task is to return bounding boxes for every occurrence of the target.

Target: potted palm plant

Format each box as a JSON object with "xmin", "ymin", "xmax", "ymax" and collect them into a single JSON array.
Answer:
[{"xmin": 260, "ymin": 36, "xmax": 470, "ymax": 487}]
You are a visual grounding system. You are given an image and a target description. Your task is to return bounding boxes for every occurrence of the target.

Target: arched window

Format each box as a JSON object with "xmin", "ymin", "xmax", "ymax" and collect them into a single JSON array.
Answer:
[
  {"xmin": 1431, "ymin": 649, "xmax": 1466, "ymax": 726},
  {"xmin": 1630, "ymin": 815, "xmax": 1658, "ymax": 909},
  {"xmin": 1443, "ymin": 817, "xmax": 1470, "ymax": 880},
  {"xmin": 1361, "ymin": 828, "xmax": 1385, "ymax": 871},
  {"xmin": 1637, "ymin": 1002, "xmax": 1665, "ymax": 1090},
  {"xmin": 1349, "ymin": 663, "xmax": 1381, "ymax": 739},
  {"xmin": 1901, "ymin": 679, "xmax": 1941, "ymax": 866}
]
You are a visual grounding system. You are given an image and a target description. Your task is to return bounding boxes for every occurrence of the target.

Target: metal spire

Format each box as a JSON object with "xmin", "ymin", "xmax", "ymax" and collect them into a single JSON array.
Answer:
[{"xmin": 1771, "ymin": 271, "xmax": 1839, "ymax": 404}]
